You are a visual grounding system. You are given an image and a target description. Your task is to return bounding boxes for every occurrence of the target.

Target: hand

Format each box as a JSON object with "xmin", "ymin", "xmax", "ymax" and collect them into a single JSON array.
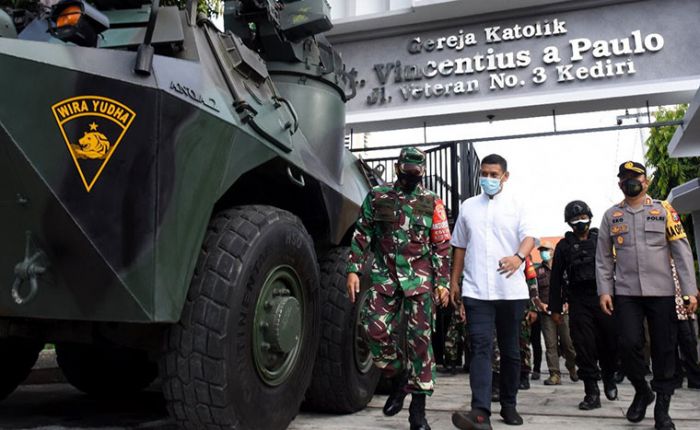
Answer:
[
  {"xmin": 449, "ymin": 281, "xmax": 462, "ymax": 309},
  {"xmin": 687, "ymin": 295, "xmax": 698, "ymax": 314},
  {"xmin": 537, "ymin": 302, "xmax": 549, "ymax": 314},
  {"xmin": 551, "ymin": 312, "xmax": 562, "ymax": 325},
  {"xmin": 459, "ymin": 304, "xmax": 466, "ymax": 322},
  {"xmin": 527, "ymin": 311, "xmax": 538, "ymax": 325},
  {"xmin": 435, "ymin": 287, "xmax": 450, "ymax": 308},
  {"xmin": 562, "ymin": 303, "xmax": 569, "ymax": 314},
  {"xmin": 346, "ymin": 273, "xmax": 360, "ymax": 303},
  {"xmin": 600, "ymin": 294, "xmax": 614, "ymax": 316},
  {"xmin": 497, "ymin": 255, "xmax": 522, "ymax": 278}
]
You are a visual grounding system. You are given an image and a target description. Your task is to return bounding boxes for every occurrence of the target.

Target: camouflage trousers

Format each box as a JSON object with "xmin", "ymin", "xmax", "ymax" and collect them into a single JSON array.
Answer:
[
  {"xmin": 492, "ymin": 312, "xmax": 532, "ymax": 373},
  {"xmin": 363, "ymin": 288, "xmax": 435, "ymax": 394},
  {"xmin": 444, "ymin": 307, "xmax": 468, "ymax": 363}
]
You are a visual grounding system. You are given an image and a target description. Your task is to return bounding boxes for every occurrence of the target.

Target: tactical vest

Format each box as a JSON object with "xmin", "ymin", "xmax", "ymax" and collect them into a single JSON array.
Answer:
[{"xmin": 566, "ymin": 228, "xmax": 598, "ymax": 284}]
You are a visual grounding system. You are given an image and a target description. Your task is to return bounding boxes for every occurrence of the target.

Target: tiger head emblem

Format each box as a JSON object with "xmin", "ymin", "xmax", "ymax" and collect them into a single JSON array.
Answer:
[{"xmin": 72, "ymin": 131, "xmax": 111, "ymax": 159}]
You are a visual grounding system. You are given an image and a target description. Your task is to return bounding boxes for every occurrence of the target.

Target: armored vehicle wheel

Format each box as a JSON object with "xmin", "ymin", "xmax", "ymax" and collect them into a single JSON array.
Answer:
[
  {"xmin": 55, "ymin": 343, "xmax": 157, "ymax": 396},
  {"xmin": 161, "ymin": 205, "xmax": 320, "ymax": 430},
  {"xmin": 303, "ymin": 247, "xmax": 380, "ymax": 413},
  {"xmin": 0, "ymin": 338, "xmax": 44, "ymax": 400}
]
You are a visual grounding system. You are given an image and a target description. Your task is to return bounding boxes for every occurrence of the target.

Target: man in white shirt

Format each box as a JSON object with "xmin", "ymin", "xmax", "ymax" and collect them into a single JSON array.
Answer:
[{"xmin": 449, "ymin": 154, "xmax": 536, "ymax": 430}]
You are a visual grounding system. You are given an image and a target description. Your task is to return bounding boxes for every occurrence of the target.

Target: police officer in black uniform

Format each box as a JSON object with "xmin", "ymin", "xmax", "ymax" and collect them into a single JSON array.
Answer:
[{"xmin": 549, "ymin": 201, "xmax": 618, "ymax": 411}]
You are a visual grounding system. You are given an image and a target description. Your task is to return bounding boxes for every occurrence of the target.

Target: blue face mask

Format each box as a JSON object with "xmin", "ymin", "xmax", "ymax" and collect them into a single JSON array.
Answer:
[
  {"xmin": 480, "ymin": 176, "xmax": 502, "ymax": 196},
  {"xmin": 540, "ymin": 250, "xmax": 551, "ymax": 261}
]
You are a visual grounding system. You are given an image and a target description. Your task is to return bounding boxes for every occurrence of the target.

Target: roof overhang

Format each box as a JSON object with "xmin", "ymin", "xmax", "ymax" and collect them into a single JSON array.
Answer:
[
  {"xmin": 668, "ymin": 85, "xmax": 700, "ymax": 158},
  {"xmin": 668, "ymin": 178, "xmax": 700, "ymax": 214}
]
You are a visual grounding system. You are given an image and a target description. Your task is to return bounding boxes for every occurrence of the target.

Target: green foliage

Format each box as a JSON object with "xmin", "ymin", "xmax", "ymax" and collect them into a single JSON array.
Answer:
[{"xmin": 645, "ymin": 104, "xmax": 700, "ymax": 258}]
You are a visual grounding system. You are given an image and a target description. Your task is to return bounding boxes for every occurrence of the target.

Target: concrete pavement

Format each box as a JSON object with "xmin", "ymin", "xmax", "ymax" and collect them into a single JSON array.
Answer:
[
  {"xmin": 2, "ymin": 356, "xmax": 699, "ymax": 429},
  {"xmin": 290, "ymin": 371, "xmax": 700, "ymax": 430}
]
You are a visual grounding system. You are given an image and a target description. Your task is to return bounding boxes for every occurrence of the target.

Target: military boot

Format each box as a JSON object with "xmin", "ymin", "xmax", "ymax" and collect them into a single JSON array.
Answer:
[
  {"xmin": 544, "ymin": 372, "xmax": 561, "ymax": 385},
  {"xmin": 578, "ymin": 380, "xmax": 601, "ymax": 410},
  {"xmin": 653, "ymin": 393, "xmax": 675, "ymax": 430},
  {"xmin": 603, "ymin": 376, "xmax": 618, "ymax": 401},
  {"xmin": 519, "ymin": 372, "xmax": 530, "ymax": 390},
  {"xmin": 383, "ymin": 372, "xmax": 408, "ymax": 416},
  {"xmin": 626, "ymin": 379, "xmax": 655, "ymax": 423},
  {"xmin": 408, "ymin": 393, "xmax": 431, "ymax": 430}
]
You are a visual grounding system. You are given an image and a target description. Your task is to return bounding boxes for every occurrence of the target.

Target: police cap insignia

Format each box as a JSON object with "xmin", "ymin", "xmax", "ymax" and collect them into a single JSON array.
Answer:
[{"xmin": 617, "ymin": 160, "xmax": 646, "ymax": 177}]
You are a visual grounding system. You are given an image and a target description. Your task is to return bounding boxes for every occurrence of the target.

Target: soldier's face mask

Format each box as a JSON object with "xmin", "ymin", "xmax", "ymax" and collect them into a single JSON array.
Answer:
[
  {"xmin": 396, "ymin": 163, "xmax": 424, "ymax": 191},
  {"xmin": 540, "ymin": 250, "xmax": 552, "ymax": 261},
  {"xmin": 569, "ymin": 219, "xmax": 590, "ymax": 234},
  {"xmin": 620, "ymin": 178, "xmax": 644, "ymax": 197}
]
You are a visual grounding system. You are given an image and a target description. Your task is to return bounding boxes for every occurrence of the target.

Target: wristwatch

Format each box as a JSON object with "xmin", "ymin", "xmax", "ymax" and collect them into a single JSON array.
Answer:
[{"xmin": 514, "ymin": 252, "xmax": 526, "ymax": 262}]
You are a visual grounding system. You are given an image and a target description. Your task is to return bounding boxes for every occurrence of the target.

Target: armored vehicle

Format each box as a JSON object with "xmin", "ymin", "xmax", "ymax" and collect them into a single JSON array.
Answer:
[{"xmin": 0, "ymin": 0, "xmax": 383, "ymax": 428}]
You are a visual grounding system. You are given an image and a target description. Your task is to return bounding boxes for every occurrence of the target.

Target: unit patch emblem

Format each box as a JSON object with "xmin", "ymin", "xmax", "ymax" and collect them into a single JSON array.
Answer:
[
  {"xmin": 612, "ymin": 211, "xmax": 624, "ymax": 217},
  {"xmin": 617, "ymin": 236, "xmax": 624, "ymax": 245},
  {"xmin": 649, "ymin": 209, "xmax": 661, "ymax": 216},
  {"xmin": 51, "ymin": 96, "xmax": 136, "ymax": 192}
]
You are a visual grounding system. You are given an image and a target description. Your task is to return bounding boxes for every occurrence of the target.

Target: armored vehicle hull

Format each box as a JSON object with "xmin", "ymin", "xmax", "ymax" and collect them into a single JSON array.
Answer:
[{"xmin": 0, "ymin": 1, "xmax": 381, "ymax": 428}]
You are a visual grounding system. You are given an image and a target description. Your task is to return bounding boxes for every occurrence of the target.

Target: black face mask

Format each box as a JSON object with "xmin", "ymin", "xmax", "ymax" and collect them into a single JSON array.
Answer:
[
  {"xmin": 397, "ymin": 172, "xmax": 422, "ymax": 191},
  {"xmin": 621, "ymin": 178, "xmax": 643, "ymax": 197},
  {"xmin": 569, "ymin": 220, "xmax": 590, "ymax": 234}
]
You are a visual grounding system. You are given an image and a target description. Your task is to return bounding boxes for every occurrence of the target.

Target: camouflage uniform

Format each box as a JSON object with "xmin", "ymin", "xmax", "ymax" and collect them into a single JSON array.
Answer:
[
  {"xmin": 347, "ymin": 149, "xmax": 451, "ymax": 395},
  {"xmin": 444, "ymin": 306, "xmax": 468, "ymax": 364},
  {"xmin": 491, "ymin": 258, "xmax": 539, "ymax": 374}
]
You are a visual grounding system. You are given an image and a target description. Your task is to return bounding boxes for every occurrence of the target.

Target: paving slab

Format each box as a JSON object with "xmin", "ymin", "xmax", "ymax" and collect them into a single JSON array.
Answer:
[
  {"xmin": 2, "ymin": 361, "xmax": 698, "ymax": 429},
  {"xmin": 290, "ymin": 372, "xmax": 700, "ymax": 430}
]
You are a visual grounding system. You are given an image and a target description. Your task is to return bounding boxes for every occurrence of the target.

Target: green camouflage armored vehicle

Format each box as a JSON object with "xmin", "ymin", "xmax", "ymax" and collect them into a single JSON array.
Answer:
[{"xmin": 0, "ymin": 0, "xmax": 382, "ymax": 427}]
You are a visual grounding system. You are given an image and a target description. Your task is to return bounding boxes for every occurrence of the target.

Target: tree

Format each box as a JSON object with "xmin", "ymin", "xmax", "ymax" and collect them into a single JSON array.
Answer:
[{"xmin": 645, "ymin": 104, "xmax": 700, "ymax": 258}]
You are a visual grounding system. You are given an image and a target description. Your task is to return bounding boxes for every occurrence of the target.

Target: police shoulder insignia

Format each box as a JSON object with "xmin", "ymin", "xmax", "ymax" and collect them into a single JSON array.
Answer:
[
  {"xmin": 661, "ymin": 200, "xmax": 686, "ymax": 241},
  {"xmin": 52, "ymin": 96, "xmax": 136, "ymax": 192}
]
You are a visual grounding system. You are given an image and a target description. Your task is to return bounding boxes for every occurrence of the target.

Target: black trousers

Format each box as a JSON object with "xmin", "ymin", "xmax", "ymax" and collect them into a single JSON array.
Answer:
[
  {"xmin": 615, "ymin": 296, "xmax": 677, "ymax": 395},
  {"xmin": 569, "ymin": 296, "xmax": 617, "ymax": 382},
  {"xmin": 675, "ymin": 319, "xmax": 700, "ymax": 388},
  {"xmin": 531, "ymin": 319, "xmax": 542, "ymax": 373}
]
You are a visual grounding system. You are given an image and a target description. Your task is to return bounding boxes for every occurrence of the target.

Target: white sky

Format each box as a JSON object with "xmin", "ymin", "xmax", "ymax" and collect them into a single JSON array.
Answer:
[{"xmin": 354, "ymin": 108, "xmax": 657, "ymax": 237}]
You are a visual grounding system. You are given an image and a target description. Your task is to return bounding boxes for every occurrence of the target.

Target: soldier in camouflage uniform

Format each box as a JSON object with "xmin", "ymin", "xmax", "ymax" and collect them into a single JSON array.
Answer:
[
  {"xmin": 441, "ymin": 305, "xmax": 468, "ymax": 375},
  {"xmin": 346, "ymin": 147, "xmax": 451, "ymax": 430}
]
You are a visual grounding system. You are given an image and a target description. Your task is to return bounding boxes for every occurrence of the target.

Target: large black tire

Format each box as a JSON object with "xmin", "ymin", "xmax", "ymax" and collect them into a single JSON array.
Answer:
[
  {"xmin": 56, "ymin": 343, "xmax": 158, "ymax": 396},
  {"xmin": 0, "ymin": 338, "xmax": 44, "ymax": 400},
  {"xmin": 161, "ymin": 205, "xmax": 320, "ymax": 430},
  {"xmin": 303, "ymin": 247, "xmax": 381, "ymax": 413}
]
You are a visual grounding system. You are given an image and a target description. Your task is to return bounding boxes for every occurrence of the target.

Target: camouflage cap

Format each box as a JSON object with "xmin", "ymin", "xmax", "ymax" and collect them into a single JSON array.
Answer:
[{"xmin": 398, "ymin": 147, "xmax": 426, "ymax": 166}]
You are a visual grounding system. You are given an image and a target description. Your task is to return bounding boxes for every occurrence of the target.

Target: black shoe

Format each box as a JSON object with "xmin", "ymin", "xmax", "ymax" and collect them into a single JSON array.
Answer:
[
  {"xmin": 437, "ymin": 364, "xmax": 457, "ymax": 376},
  {"xmin": 452, "ymin": 409, "xmax": 492, "ymax": 430},
  {"xmin": 654, "ymin": 393, "xmax": 675, "ymax": 430},
  {"xmin": 382, "ymin": 374, "xmax": 408, "ymax": 416},
  {"xmin": 519, "ymin": 373, "xmax": 530, "ymax": 390},
  {"xmin": 578, "ymin": 380, "xmax": 601, "ymax": 410},
  {"xmin": 603, "ymin": 378, "xmax": 618, "ymax": 401},
  {"xmin": 613, "ymin": 370, "xmax": 625, "ymax": 384},
  {"xmin": 531, "ymin": 371, "xmax": 540, "ymax": 381},
  {"xmin": 408, "ymin": 394, "xmax": 431, "ymax": 430},
  {"xmin": 500, "ymin": 405, "xmax": 523, "ymax": 425},
  {"xmin": 626, "ymin": 380, "xmax": 655, "ymax": 423}
]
